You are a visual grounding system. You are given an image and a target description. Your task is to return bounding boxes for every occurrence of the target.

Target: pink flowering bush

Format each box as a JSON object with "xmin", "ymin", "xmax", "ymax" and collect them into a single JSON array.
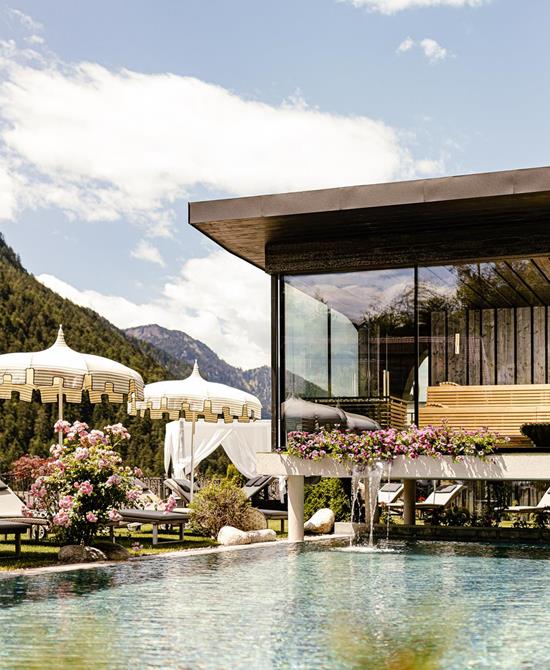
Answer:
[
  {"xmin": 280, "ymin": 425, "xmax": 506, "ymax": 466},
  {"xmin": 26, "ymin": 420, "xmax": 142, "ymax": 546}
]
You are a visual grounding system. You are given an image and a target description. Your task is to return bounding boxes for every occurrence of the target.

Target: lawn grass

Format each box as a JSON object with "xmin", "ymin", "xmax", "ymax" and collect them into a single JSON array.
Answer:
[{"xmin": 0, "ymin": 519, "xmax": 288, "ymax": 572}]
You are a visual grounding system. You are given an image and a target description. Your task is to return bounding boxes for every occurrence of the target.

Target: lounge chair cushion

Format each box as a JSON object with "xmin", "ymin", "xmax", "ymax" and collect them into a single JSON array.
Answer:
[
  {"xmin": 245, "ymin": 475, "xmax": 272, "ymax": 488},
  {"xmin": 119, "ymin": 509, "xmax": 190, "ymax": 522},
  {"xmin": 0, "ymin": 520, "xmax": 28, "ymax": 533},
  {"xmin": 437, "ymin": 484, "xmax": 459, "ymax": 494},
  {"xmin": 380, "ymin": 483, "xmax": 402, "ymax": 492},
  {"xmin": 172, "ymin": 478, "xmax": 200, "ymax": 493}
]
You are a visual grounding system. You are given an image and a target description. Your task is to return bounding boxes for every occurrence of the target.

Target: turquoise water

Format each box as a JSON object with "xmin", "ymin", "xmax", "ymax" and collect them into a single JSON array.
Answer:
[{"xmin": 1, "ymin": 540, "xmax": 550, "ymax": 669}]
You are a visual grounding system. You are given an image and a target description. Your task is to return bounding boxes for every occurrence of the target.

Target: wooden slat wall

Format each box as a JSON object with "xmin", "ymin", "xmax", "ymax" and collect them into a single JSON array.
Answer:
[
  {"xmin": 468, "ymin": 310, "xmax": 481, "ymax": 385},
  {"xmin": 516, "ymin": 307, "xmax": 532, "ymax": 384},
  {"xmin": 430, "ymin": 306, "xmax": 548, "ymax": 386},
  {"xmin": 533, "ymin": 306, "xmax": 546, "ymax": 383},
  {"xmin": 497, "ymin": 308, "xmax": 515, "ymax": 384}
]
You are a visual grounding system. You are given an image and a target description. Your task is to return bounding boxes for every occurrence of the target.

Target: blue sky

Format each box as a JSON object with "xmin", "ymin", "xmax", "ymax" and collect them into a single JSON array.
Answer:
[{"xmin": 0, "ymin": 0, "xmax": 548, "ymax": 368}]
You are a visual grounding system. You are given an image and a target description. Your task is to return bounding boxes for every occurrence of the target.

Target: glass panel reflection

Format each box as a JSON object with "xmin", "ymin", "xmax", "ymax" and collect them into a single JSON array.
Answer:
[{"xmin": 284, "ymin": 269, "xmax": 415, "ymax": 437}]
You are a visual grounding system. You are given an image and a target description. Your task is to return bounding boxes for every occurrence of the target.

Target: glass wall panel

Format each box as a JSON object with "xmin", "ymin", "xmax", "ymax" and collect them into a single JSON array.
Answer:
[
  {"xmin": 283, "ymin": 269, "xmax": 415, "ymax": 438},
  {"xmin": 418, "ymin": 257, "xmax": 550, "ymax": 446},
  {"xmin": 282, "ymin": 255, "xmax": 550, "ymax": 448}
]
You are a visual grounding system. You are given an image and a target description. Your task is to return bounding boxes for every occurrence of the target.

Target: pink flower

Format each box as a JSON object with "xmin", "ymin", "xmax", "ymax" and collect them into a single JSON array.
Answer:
[
  {"xmin": 108, "ymin": 509, "xmax": 122, "ymax": 522},
  {"xmin": 164, "ymin": 494, "xmax": 178, "ymax": 513},
  {"xmin": 59, "ymin": 495, "xmax": 73, "ymax": 510},
  {"xmin": 106, "ymin": 423, "xmax": 131, "ymax": 440},
  {"xmin": 106, "ymin": 474, "xmax": 122, "ymax": 487},
  {"xmin": 53, "ymin": 510, "xmax": 71, "ymax": 527},
  {"xmin": 21, "ymin": 505, "xmax": 34, "ymax": 518},
  {"xmin": 75, "ymin": 480, "xmax": 93, "ymax": 495},
  {"xmin": 54, "ymin": 419, "xmax": 71, "ymax": 435},
  {"xmin": 131, "ymin": 542, "xmax": 143, "ymax": 552},
  {"xmin": 126, "ymin": 488, "xmax": 141, "ymax": 502},
  {"xmin": 86, "ymin": 511, "xmax": 98, "ymax": 523},
  {"xmin": 133, "ymin": 467, "xmax": 143, "ymax": 478},
  {"xmin": 74, "ymin": 447, "xmax": 89, "ymax": 461},
  {"xmin": 49, "ymin": 444, "xmax": 64, "ymax": 458}
]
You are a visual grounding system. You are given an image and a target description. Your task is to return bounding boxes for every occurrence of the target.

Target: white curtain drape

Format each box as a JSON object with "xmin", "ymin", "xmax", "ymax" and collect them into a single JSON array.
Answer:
[{"xmin": 163, "ymin": 419, "xmax": 272, "ymax": 479}]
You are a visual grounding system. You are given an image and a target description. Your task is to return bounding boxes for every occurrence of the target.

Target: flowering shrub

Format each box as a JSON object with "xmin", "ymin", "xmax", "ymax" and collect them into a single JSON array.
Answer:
[
  {"xmin": 25, "ymin": 420, "xmax": 142, "ymax": 546},
  {"xmin": 9, "ymin": 454, "xmax": 54, "ymax": 481},
  {"xmin": 279, "ymin": 425, "xmax": 506, "ymax": 466}
]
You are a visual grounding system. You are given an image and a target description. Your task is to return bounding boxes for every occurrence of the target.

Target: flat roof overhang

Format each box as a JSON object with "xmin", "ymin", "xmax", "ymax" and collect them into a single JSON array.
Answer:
[{"xmin": 189, "ymin": 166, "xmax": 550, "ymax": 275}]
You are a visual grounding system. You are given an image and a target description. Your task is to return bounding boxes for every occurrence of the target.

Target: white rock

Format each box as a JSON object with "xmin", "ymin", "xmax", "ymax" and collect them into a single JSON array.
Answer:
[
  {"xmin": 246, "ymin": 529, "xmax": 276, "ymax": 543},
  {"xmin": 217, "ymin": 526, "xmax": 251, "ymax": 546},
  {"xmin": 217, "ymin": 526, "xmax": 277, "ymax": 545},
  {"xmin": 304, "ymin": 508, "xmax": 335, "ymax": 534}
]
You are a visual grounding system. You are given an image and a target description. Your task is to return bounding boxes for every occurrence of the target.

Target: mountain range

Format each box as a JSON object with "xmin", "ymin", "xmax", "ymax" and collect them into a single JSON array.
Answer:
[{"xmin": 124, "ymin": 324, "xmax": 271, "ymax": 418}]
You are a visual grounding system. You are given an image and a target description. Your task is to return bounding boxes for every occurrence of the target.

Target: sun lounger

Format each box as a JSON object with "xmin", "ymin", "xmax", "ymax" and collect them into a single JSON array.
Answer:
[
  {"xmin": 242, "ymin": 476, "xmax": 287, "ymax": 531},
  {"xmin": 415, "ymin": 483, "xmax": 465, "ymax": 511},
  {"xmin": 242, "ymin": 475, "xmax": 273, "ymax": 499},
  {"xmin": 505, "ymin": 486, "xmax": 550, "ymax": 514},
  {"xmin": 377, "ymin": 482, "xmax": 404, "ymax": 506},
  {"xmin": 164, "ymin": 478, "xmax": 201, "ymax": 506},
  {"xmin": 0, "ymin": 520, "xmax": 29, "ymax": 558},
  {"xmin": 0, "ymin": 479, "xmax": 48, "ymax": 538},
  {"xmin": 118, "ymin": 508, "xmax": 191, "ymax": 545}
]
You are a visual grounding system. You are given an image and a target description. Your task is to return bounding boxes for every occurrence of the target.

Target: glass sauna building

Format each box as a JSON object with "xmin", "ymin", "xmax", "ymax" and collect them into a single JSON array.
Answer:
[{"xmin": 189, "ymin": 167, "xmax": 550, "ymax": 451}]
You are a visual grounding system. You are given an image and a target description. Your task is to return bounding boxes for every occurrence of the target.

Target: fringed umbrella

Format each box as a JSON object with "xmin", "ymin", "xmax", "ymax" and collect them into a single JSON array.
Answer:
[
  {"xmin": 0, "ymin": 325, "xmax": 144, "ymax": 445},
  {"xmin": 128, "ymin": 361, "xmax": 261, "ymax": 500}
]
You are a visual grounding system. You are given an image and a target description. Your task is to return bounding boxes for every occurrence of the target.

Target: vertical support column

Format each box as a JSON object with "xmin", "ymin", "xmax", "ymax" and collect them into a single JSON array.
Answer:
[
  {"xmin": 287, "ymin": 475, "xmax": 304, "ymax": 542},
  {"xmin": 403, "ymin": 479, "xmax": 416, "ymax": 526}
]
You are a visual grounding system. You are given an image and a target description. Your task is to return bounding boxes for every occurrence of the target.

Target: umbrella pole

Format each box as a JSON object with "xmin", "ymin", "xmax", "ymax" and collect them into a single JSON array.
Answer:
[
  {"xmin": 58, "ymin": 380, "xmax": 64, "ymax": 447},
  {"xmin": 190, "ymin": 413, "xmax": 196, "ymax": 502}
]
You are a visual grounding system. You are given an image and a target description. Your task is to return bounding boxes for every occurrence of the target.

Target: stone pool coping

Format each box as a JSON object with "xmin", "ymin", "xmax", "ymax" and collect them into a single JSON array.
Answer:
[{"xmin": 0, "ymin": 533, "xmax": 351, "ymax": 580}]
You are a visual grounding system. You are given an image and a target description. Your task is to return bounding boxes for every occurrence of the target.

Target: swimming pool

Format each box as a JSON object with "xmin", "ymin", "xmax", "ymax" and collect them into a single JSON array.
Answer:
[{"xmin": 1, "ymin": 540, "xmax": 549, "ymax": 669}]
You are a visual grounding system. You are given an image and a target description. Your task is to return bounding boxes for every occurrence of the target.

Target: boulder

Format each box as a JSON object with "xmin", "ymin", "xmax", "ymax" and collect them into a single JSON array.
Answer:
[
  {"xmin": 217, "ymin": 526, "xmax": 251, "ymax": 546},
  {"xmin": 246, "ymin": 529, "xmax": 276, "ymax": 543},
  {"xmin": 304, "ymin": 508, "xmax": 335, "ymax": 534},
  {"xmin": 93, "ymin": 542, "xmax": 131, "ymax": 561},
  {"xmin": 58, "ymin": 545, "xmax": 107, "ymax": 564},
  {"xmin": 217, "ymin": 526, "xmax": 277, "ymax": 546},
  {"xmin": 241, "ymin": 508, "xmax": 268, "ymax": 531}
]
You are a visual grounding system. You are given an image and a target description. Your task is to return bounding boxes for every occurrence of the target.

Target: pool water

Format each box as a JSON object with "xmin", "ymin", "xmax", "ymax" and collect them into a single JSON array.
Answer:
[{"xmin": 1, "ymin": 540, "xmax": 549, "ymax": 669}]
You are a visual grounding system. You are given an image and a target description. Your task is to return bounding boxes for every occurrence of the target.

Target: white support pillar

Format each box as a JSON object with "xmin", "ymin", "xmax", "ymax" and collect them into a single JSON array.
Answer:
[
  {"xmin": 287, "ymin": 475, "xmax": 304, "ymax": 542},
  {"xmin": 403, "ymin": 479, "xmax": 416, "ymax": 526}
]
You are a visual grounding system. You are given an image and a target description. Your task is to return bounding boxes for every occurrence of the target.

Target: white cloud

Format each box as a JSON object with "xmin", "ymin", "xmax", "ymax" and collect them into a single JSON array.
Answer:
[
  {"xmin": 7, "ymin": 8, "xmax": 43, "ymax": 33},
  {"xmin": 344, "ymin": 0, "xmax": 488, "ymax": 13},
  {"xmin": 419, "ymin": 38, "xmax": 448, "ymax": 61},
  {"xmin": 38, "ymin": 250, "xmax": 271, "ymax": 370},
  {"xmin": 130, "ymin": 240, "xmax": 165, "ymax": 266},
  {"xmin": 397, "ymin": 37, "xmax": 415, "ymax": 53},
  {"xmin": 397, "ymin": 37, "xmax": 448, "ymax": 62},
  {"xmin": 0, "ymin": 36, "xmax": 442, "ymax": 233}
]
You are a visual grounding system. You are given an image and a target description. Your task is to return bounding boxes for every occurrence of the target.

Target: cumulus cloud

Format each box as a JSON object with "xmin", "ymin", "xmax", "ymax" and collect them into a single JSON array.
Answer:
[
  {"xmin": 0, "ymin": 35, "xmax": 441, "ymax": 233},
  {"xmin": 130, "ymin": 240, "xmax": 165, "ymax": 266},
  {"xmin": 7, "ymin": 8, "xmax": 43, "ymax": 33},
  {"xmin": 397, "ymin": 37, "xmax": 448, "ymax": 62},
  {"xmin": 38, "ymin": 250, "xmax": 271, "ymax": 369},
  {"xmin": 344, "ymin": 0, "xmax": 488, "ymax": 13}
]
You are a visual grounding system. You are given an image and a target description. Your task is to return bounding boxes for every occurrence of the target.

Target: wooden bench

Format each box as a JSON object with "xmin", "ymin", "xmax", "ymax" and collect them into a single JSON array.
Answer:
[{"xmin": 419, "ymin": 383, "xmax": 550, "ymax": 447}]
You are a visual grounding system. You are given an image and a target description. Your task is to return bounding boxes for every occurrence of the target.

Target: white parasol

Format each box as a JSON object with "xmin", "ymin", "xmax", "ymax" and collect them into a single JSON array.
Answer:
[
  {"xmin": 0, "ymin": 325, "xmax": 145, "ymax": 444},
  {"xmin": 129, "ymin": 361, "xmax": 261, "ymax": 500}
]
